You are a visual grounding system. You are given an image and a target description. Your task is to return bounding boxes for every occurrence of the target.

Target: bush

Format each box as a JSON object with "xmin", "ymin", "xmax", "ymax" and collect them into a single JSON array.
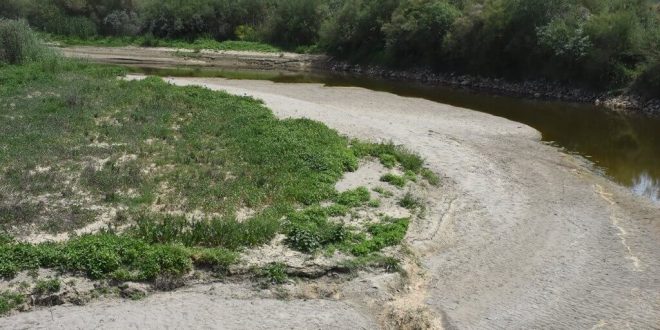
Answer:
[
  {"xmin": 261, "ymin": 0, "xmax": 323, "ymax": 47},
  {"xmin": 261, "ymin": 262, "xmax": 288, "ymax": 284},
  {"xmin": 34, "ymin": 278, "xmax": 60, "ymax": 294},
  {"xmin": 284, "ymin": 208, "xmax": 346, "ymax": 252},
  {"xmin": 635, "ymin": 61, "xmax": 660, "ymax": 98},
  {"xmin": 319, "ymin": 0, "xmax": 401, "ymax": 61},
  {"xmin": 383, "ymin": 0, "xmax": 460, "ymax": 66},
  {"xmin": 335, "ymin": 187, "xmax": 371, "ymax": 207},
  {"xmin": 0, "ymin": 291, "xmax": 24, "ymax": 315},
  {"xmin": 0, "ymin": 19, "xmax": 48, "ymax": 64}
]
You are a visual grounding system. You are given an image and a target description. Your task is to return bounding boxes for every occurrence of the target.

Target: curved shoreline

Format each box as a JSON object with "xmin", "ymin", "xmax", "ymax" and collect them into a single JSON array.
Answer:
[{"xmin": 166, "ymin": 76, "xmax": 658, "ymax": 328}]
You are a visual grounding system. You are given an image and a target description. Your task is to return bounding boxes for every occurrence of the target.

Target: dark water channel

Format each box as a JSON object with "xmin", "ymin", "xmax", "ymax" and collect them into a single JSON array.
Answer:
[{"xmin": 130, "ymin": 66, "xmax": 660, "ymax": 202}]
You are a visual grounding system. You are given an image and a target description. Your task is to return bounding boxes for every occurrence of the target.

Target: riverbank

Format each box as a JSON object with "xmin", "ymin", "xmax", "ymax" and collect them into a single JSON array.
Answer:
[
  {"xmin": 129, "ymin": 76, "xmax": 660, "ymax": 328},
  {"xmin": 323, "ymin": 61, "xmax": 660, "ymax": 118},
  {"xmin": 59, "ymin": 45, "xmax": 660, "ymax": 118}
]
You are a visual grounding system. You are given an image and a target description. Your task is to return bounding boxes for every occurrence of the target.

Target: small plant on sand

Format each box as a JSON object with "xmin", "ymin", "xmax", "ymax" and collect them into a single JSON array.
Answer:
[
  {"xmin": 261, "ymin": 262, "xmax": 288, "ymax": 284},
  {"xmin": 34, "ymin": 278, "xmax": 61, "ymax": 295},
  {"xmin": 0, "ymin": 291, "xmax": 24, "ymax": 314},
  {"xmin": 421, "ymin": 168, "xmax": 440, "ymax": 186},
  {"xmin": 372, "ymin": 187, "xmax": 394, "ymax": 197},
  {"xmin": 347, "ymin": 217, "xmax": 410, "ymax": 256},
  {"xmin": 334, "ymin": 187, "xmax": 371, "ymax": 207},
  {"xmin": 381, "ymin": 173, "xmax": 407, "ymax": 188},
  {"xmin": 399, "ymin": 192, "xmax": 421, "ymax": 210},
  {"xmin": 351, "ymin": 141, "xmax": 424, "ymax": 173}
]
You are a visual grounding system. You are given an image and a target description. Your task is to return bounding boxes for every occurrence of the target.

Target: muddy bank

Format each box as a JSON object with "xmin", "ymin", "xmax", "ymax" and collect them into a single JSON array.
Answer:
[
  {"xmin": 323, "ymin": 61, "xmax": 660, "ymax": 118},
  {"xmin": 58, "ymin": 45, "xmax": 327, "ymax": 72}
]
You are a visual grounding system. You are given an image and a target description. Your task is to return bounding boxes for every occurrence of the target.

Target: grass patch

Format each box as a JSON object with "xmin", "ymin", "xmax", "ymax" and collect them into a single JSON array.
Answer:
[
  {"xmin": 260, "ymin": 262, "xmax": 288, "ymax": 284},
  {"xmin": 380, "ymin": 173, "xmax": 407, "ymax": 188},
  {"xmin": 0, "ymin": 291, "xmax": 24, "ymax": 315},
  {"xmin": 346, "ymin": 218, "xmax": 410, "ymax": 256},
  {"xmin": 351, "ymin": 141, "xmax": 424, "ymax": 173},
  {"xmin": 1, "ymin": 19, "xmax": 54, "ymax": 65},
  {"xmin": 0, "ymin": 233, "xmax": 193, "ymax": 281},
  {"xmin": 43, "ymin": 34, "xmax": 283, "ymax": 53},
  {"xmin": 372, "ymin": 187, "xmax": 394, "ymax": 197},
  {"xmin": 284, "ymin": 208, "xmax": 346, "ymax": 253},
  {"xmin": 338, "ymin": 254, "xmax": 401, "ymax": 274},
  {"xmin": 130, "ymin": 211, "xmax": 281, "ymax": 250},
  {"xmin": 421, "ymin": 168, "xmax": 440, "ymax": 186},
  {"xmin": 34, "ymin": 278, "xmax": 60, "ymax": 294},
  {"xmin": 334, "ymin": 187, "xmax": 370, "ymax": 207},
  {"xmin": 399, "ymin": 192, "xmax": 421, "ymax": 210},
  {"xmin": 0, "ymin": 55, "xmax": 357, "ymax": 232}
]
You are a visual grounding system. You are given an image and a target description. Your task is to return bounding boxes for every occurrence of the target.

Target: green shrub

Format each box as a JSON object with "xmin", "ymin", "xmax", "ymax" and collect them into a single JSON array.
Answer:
[
  {"xmin": 398, "ymin": 191, "xmax": 420, "ymax": 209},
  {"xmin": 284, "ymin": 208, "xmax": 345, "ymax": 252},
  {"xmin": 335, "ymin": 187, "xmax": 371, "ymax": 207},
  {"xmin": 635, "ymin": 61, "xmax": 660, "ymax": 98},
  {"xmin": 34, "ymin": 278, "xmax": 60, "ymax": 294},
  {"xmin": 0, "ymin": 19, "xmax": 49, "ymax": 64},
  {"xmin": 0, "ymin": 291, "xmax": 24, "ymax": 315},
  {"xmin": 421, "ymin": 168, "xmax": 440, "ymax": 186},
  {"xmin": 352, "ymin": 141, "xmax": 424, "ymax": 173},
  {"xmin": 261, "ymin": 0, "xmax": 323, "ymax": 47},
  {"xmin": 348, "ymin": 217, "xmax": 409, "ymax": 256},
  {"xmin": 319, "ymin": 0, "xmax": 401, "ymax": 61},
  {"xmin": 261, "ymin": 262, "xmax": 288, "ymax": 284},
  {"xmin": 189, "ymin": 248, "xmax": 238, "ymax": 272},
  {"xmin": 383, "ymin": 0, "xmax": 460, "ymax": 66}
]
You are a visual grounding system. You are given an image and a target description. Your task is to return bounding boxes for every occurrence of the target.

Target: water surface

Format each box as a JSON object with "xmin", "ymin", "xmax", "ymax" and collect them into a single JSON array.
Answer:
[{"xmin": 129, "ymin": 66, "xmax": 660, "ymax": 202}]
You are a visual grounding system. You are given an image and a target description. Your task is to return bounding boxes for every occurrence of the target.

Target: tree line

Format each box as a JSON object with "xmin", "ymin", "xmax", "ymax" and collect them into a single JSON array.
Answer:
[{"xmin": 2, "ymin": 0, "xmax": 658, "ymax": 95}]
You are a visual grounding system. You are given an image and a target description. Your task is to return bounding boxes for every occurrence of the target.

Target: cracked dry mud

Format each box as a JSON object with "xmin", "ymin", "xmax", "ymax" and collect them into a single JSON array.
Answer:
[{"xmin": 3, "ymin": 74, "xmax": 658, "ymax": 329}]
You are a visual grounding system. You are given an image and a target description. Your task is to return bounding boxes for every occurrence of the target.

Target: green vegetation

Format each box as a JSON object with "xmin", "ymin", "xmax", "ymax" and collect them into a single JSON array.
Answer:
[
  {"xmin": 4, "ymin": 0, "xmax": 658, "ymax": 95},
  {"xmin": 381, "ymin": 174, "xmax": 407, "ymax": 188},
  {"xmin": 43, "ymin": 35, "xmax": 282, "ymax": 53},
  {"xmin": 334, "ymin": 187, "xmax": 371, "ymax": 207},
  {"xmin": 34, "ymin": 278, "xmax": 60, "ymax": 294},
  {"xmin": 352, "ymin": 141, "xmax": 424, "ymax": 173},
  {"xmin": 421, "ymin": 169, "xmax": 440, "ymax": 186},
  {"xmin": 0, "ymin": 22, "xmax": 427, "ymax": 313},
  {"xmin": 0, "ymin": 19, "xmax": 52, "ymax": 64},
  {"xmin": 284, "ymin": 207, "xmax": 347, "ymax": 253},
  {"xmin": 0, "ymin": 291, "xmax": 24, "ymax": 314},
  {"xmin": 399, "ymin": 192, "xmax": 421, "ymax": 210},
  {"xmin": 347, "ymin": 218, "xmax": 410, "ymax": 256},
  {"xmin": 260, "ymin": 262, "xmax": 288, "ymax": 284}
]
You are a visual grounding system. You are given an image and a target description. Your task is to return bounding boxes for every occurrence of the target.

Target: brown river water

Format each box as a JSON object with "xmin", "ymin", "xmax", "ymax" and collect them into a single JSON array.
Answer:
[{"xmin": 130, "ymin": 66, "xmax": 660, "ymax": 203}]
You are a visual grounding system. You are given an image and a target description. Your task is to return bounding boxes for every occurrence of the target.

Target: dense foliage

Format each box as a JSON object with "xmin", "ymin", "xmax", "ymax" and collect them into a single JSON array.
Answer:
[{"xmin": 1, "ymin": 0, "xmax": 659, "ymax": 91}]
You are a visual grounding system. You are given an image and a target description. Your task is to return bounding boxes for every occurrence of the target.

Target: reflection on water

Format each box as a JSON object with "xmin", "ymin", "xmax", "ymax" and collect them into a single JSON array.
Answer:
[
  {"xmin": 632, "ymin": 173, "xmax": 660, "ymax": 203},
  {"xmin": 127, "ymin": 66, "xmax": 660, "ymax": 203}
]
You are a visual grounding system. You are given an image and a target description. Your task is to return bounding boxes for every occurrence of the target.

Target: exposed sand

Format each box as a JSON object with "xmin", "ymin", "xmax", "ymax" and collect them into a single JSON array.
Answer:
[
  {"xmin": 0, "ymin": 283, "xmax": 377, "ymax": 330},
  {"xmin": 59, "ymin": 46, "xmax": 326, "ymax": 71},
  {"xmin": 4, "ymin": 73, "xmax": 658, "ymax": 329}
]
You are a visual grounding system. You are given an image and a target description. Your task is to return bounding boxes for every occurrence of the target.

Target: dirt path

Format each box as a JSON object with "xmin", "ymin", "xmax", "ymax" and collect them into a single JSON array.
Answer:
[{"xmin": 4, "ymin": 73, "xmax": 658, "ymax": 329}]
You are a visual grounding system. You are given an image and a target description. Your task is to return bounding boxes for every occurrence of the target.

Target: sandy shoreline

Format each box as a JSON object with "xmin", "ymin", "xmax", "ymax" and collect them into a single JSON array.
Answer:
[{"xmin": 3, "ymin": 74, "xmax": 658, "ymax": 329}]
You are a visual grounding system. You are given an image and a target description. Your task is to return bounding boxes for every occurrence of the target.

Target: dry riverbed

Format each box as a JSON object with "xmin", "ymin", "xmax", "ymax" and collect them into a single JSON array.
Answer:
[{"xmin": 2, "ymin": 68, "xmax": 659, "ymax": 328}]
